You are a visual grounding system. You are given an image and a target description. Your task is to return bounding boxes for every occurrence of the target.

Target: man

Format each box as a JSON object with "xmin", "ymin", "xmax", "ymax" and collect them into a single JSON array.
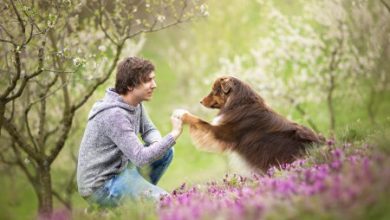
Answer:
[{"xmin": 77, "ymin": 57, "xmax": 184, "ymax": 207}]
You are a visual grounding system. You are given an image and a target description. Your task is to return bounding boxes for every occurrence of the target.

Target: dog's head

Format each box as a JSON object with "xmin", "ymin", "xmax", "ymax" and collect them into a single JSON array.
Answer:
[{"xmin": 200, "ymin": 76, "xmax": 236, "ymax": 109}]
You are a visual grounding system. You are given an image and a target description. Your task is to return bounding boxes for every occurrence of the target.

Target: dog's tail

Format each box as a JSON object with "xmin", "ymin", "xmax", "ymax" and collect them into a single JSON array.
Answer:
[{"xmin": 295, "ymin": 126, "xmax": 325, "ymax": 145}]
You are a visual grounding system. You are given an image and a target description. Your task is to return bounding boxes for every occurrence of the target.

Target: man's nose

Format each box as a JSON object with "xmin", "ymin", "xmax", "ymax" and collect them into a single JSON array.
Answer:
[{"xmin": 151, "ymin": 80, "xmax": 157, "ymax": 89}]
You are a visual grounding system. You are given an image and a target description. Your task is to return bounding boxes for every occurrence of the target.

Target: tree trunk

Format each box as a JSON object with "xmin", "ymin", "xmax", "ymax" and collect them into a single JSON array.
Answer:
[
  {"xmin": 36, "ymin": 161, "xmax": 53, "ymax": 219},
  {"xmin": 327, "ymin": 74, "xmax": 336, "ymax": 135},
  {"xmin": 0, "ymin": 100, "xmax": 5, "ymax": 136},
  {"xmin": 327, "ymin": 92, "xmax": 335, "ymax": 133},
  {"xmin": 367, "ymin": 87, "xmax": 377, "ymax": 125}
]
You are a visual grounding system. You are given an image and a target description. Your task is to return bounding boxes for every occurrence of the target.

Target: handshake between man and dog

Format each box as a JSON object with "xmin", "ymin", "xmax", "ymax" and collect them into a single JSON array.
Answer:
[{"xmin": 173, "ymin": 76, "xmax": 324, "ymax": 173}]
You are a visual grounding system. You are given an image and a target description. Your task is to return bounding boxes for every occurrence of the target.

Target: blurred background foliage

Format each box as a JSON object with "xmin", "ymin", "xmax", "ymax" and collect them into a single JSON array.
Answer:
[{"xmin": 0, "ymin": 0, "xmax": 389, "ymax": 219}]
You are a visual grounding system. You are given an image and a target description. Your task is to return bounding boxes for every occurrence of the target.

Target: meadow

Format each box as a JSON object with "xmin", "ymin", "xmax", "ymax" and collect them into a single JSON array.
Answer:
[{"xmin": 0, "ymin": 0, "xmax": 389, "ymax": 219}]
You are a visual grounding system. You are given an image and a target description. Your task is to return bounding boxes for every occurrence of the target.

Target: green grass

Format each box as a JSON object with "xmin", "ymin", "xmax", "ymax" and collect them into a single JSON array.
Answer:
[{"xmin": 0, "ymin": 172, "xmax": 37, "ymax": 220}]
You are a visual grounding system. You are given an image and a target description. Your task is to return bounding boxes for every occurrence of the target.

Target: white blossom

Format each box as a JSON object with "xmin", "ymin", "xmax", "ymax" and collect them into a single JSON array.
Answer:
[
  {"xmin": 98, "ymin": 45, "xmax": 106, "ymax": 52},
  {"xmin": 157, "ymin": 15, "xmax": 166, "ymax": 22},
  {"xmin": 72, "ymin": 57, "xmax": 85, "ymax": 66},
  {"xmin": 200, "ymin": 4, "xmax": 209, "ymax": 16}
]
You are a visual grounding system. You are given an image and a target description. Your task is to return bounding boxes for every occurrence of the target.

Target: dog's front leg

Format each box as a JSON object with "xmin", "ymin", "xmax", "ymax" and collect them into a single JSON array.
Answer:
[
  {"xmin": 182, "ymin": 113, "xmax": 210, "ymax": 128},
  {"xmin": 184, "ymin": 112, "xmax": 228, "ymax": 153},
  {"xmin": 172, "ymin": 109, "xmax": 213, "ymax": 129},
  {"xmin": 172, "ymin": 109, "xmax": 227, "ymax": 152}
]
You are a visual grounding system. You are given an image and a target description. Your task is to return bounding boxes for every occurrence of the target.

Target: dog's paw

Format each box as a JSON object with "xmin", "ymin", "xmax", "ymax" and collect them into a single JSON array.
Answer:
[{"xmin": 172, "ymin": 109, "xmax": 189, "ymax": 120}]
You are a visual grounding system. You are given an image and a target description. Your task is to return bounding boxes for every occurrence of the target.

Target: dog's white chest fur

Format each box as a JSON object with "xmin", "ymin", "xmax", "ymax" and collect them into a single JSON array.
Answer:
[
  {"xmin": 211, "ymin": 115, "xmax": 223, "ymax": 125},
  {"xmin": 188, "ymin": 114, "xmax": 228, "ymax": 153},
  {"xmin": 188, "ymin": 113, "xmax": 259, "ymax": 176},
  {"xmin": 226, "ymin": 151, "xmax": 256, "ymax": 177}
]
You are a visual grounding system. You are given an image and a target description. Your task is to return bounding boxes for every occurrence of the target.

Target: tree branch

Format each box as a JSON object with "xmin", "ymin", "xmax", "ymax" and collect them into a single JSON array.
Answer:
[
  {"xmin": 97, "ymin": 4, "xmax": 118, "ymax": 45},
  {"xmin": 43, "ymin": 126, "xmax": 59, "ymax": 144},
  {"xmin": 65, "ymin": 151, "xmax": 77, "ymax": 203},
  {"xmin": 52, "ymin": 190, "xmax": 70, "ymax": 209},
  {"xmin": 47, "ymin": 112, "xmax": 74, "ymax": 165},
  {"xmin": 1, "ymin": 45, "xmax": 22, "ymax": 99},
  {"xmin": 0, "ymin": 23, "xmax": 15, "ymax": 40},
  {"xmin": 10, "ymin": 0, "xmax": 26, "ymax": 38},
  {"xmin": 45, "ymin": 31, "xmax": 73, "ymax": 163},
  {"xmin": 4, "ymin": 40, "xmax": 46, "ymax": 102},
  {"xmin": 2, "ymin": 116, "xmax": 40, "ymax": 161},
  {"xmin": 24, "ymin": 104, "xmax": 39, "ymax": 152},
  {"xmin": 47, "ymin": 42, "xmax": 124, "ymax": 164},
  {"xmin": 42, "ymin": 69, "xmax": 75, "ymax": 74},
  {"xmin": 381, "ymin": 0, "xmax": 390, "ymax": 14},
  {"xmin": 37, "ymin": 94, "xmax": 47, "ymax": 147},
  {"xmin": 0, "ymin": 101, "xmax": 4, "ymax": 136},
  {"xmin": 0, "ymin": 38, "xmax": 16, "ymax": 45},
  {"xmin": 9, "ymin": 98, "xmax": 15, "ymax": 122},
  {"xmin": 10, "ymin": 141, "xmax": 37, "ymax": 186},
  {"xmin": 0, "ymin": 151, "xmax": 18, "ymax": 165},
  {"xmin": 20, "ymin": 3, "xmax": 36, "ymax": 45},
  {"xmin": 127, "ymin": 13, "xmax": 196, "ymax": 40},
  {"xmin": 72, "ymin": 43, "xmax": 124, "ymax": 111},
  {"xmin": 25, "ymin": 23, "xmax": 34, "ymax": 45}
]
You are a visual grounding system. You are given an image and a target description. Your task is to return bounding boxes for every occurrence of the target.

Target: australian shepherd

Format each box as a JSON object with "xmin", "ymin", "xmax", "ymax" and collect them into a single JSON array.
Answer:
[{"xmin": 175, "ymin": 76, "xmax": 324, "ymax": 174}]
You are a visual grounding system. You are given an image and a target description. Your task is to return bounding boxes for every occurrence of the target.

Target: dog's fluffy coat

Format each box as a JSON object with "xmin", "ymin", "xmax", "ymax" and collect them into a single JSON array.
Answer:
[{"xmin": 182, "ymin": 76, "xmax": 323, "ymax": 173}]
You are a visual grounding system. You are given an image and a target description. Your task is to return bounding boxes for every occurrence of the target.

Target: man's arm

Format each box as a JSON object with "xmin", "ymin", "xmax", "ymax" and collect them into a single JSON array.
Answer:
[
  {"xmin": 140, "ymin": 104, "xmax": 162, "ymax": 145},
  {"xmin": 106, "ymin": 109, "xmax": 175, "ymax": 167}
]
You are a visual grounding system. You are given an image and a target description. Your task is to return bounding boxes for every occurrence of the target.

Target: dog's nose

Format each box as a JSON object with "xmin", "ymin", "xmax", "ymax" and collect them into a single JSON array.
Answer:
[{"xmin": 200, "ymin": 100, "xmax": 203, "ymax": 104}]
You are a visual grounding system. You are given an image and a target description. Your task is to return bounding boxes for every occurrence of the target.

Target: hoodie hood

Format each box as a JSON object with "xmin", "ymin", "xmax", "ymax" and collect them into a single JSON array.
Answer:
[{"xmin": 88, "ymin": 88, "xmax": 137, "ymax": 120}]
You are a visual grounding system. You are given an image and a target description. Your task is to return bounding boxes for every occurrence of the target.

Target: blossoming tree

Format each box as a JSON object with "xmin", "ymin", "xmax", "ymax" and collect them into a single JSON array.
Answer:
[
  {"xmin": 0, "ymin": 0, "xmax": 206, "ymax": 217},
  {"xmin": 214, "ymin": 0, "xmax": 390, "ymax": 134}
]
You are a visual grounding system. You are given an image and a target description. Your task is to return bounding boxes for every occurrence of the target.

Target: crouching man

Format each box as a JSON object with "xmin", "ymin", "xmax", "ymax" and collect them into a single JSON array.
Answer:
[{"xmin": 77, "ymin": 57, "xmax": 184, "ymax": 207}]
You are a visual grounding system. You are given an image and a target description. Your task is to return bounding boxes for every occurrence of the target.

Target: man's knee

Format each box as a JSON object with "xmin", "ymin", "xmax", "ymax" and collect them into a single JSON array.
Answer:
[
  {"xmin": 163, "ymin": 147, "xmax": 174, "ymax": 163},
  {"xmin": 151, "ymin": 147, "xmax": 174, "ymax": 168}
]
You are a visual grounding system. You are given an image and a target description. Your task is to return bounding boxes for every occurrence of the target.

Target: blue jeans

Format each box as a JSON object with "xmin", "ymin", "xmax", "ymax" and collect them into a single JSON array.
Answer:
[{"xmin": 88, "ymin": 148, "xmax": 174, "ymax": 207}]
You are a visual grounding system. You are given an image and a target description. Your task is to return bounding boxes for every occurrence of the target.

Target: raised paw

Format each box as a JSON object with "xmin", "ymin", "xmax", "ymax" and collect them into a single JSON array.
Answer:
[{"xmin": 172, "ymin": 109, "xmax": 190, "ymax": 120}]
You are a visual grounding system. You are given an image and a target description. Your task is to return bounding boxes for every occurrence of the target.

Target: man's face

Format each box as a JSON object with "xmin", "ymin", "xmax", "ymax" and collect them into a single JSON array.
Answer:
[{"xmin": 132, "ymin": 71, "xmax": 157, "ymax": 102}]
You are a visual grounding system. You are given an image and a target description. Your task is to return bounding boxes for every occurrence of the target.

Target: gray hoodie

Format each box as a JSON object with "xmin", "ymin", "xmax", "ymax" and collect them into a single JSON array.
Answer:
[{"xmin": 77, "ymin": 88, "xmax": 175, "ymax": 197}]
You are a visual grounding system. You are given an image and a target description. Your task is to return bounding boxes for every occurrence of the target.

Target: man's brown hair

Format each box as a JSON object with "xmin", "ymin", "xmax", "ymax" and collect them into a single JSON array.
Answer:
[{"xmin": 115, "ymin": 57, "xmax": 155, "ymax": 95}]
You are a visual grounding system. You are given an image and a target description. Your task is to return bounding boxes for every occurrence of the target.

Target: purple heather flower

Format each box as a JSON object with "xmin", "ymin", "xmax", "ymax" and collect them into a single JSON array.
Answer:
[
  {"xmin": 158, "ymin": 142, "xmax": 388, "ymax": 220},
  {"xmin": 327, "ymin": 139, "xmax": 335, "ymax": 146},
  {"xmin": 331, "ymin": 148, "xmax": 343, "ymax": 159},
  {"xmin": 330, "ymin": 160, "xmax": 342, "ymax": 171}
]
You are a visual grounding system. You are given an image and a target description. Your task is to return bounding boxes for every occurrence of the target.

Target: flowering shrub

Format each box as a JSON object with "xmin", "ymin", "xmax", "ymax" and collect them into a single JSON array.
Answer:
[{"xmin": 158, "ymin": 142, "xmax": 390, "ymax": 220}]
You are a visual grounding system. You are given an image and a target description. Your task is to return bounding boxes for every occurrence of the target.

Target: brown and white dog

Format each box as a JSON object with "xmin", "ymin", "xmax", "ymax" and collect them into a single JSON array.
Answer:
[{"xmin": 175, "ymin": 76, "xmax": 324, "ymax": 173}]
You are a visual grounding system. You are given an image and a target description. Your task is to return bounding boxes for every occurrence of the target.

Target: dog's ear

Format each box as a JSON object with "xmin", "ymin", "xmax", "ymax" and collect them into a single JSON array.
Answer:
[{"xmin": 220, "ymin": 78, "xmax": 232, "ymax": 94}]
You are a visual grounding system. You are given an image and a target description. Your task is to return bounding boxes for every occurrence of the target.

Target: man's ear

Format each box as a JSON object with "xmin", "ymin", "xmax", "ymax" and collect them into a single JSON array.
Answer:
[
  {"xmin": 127, "ymin": 86, "xmax": 134, "ymax": 92},
  {"xmin": 220, "ymin": 78, "xmax": 232, "ymax": 94}
]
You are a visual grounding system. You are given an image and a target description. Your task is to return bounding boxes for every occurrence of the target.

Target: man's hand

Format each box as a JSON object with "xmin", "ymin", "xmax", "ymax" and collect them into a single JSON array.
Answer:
[
  {"xmin": 172, "ymin": 109, "xmax": 189, "ymax": 120},
  {"xmin": 170, "ymin": 109, "xmax": 188, "ymax": 140}
]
